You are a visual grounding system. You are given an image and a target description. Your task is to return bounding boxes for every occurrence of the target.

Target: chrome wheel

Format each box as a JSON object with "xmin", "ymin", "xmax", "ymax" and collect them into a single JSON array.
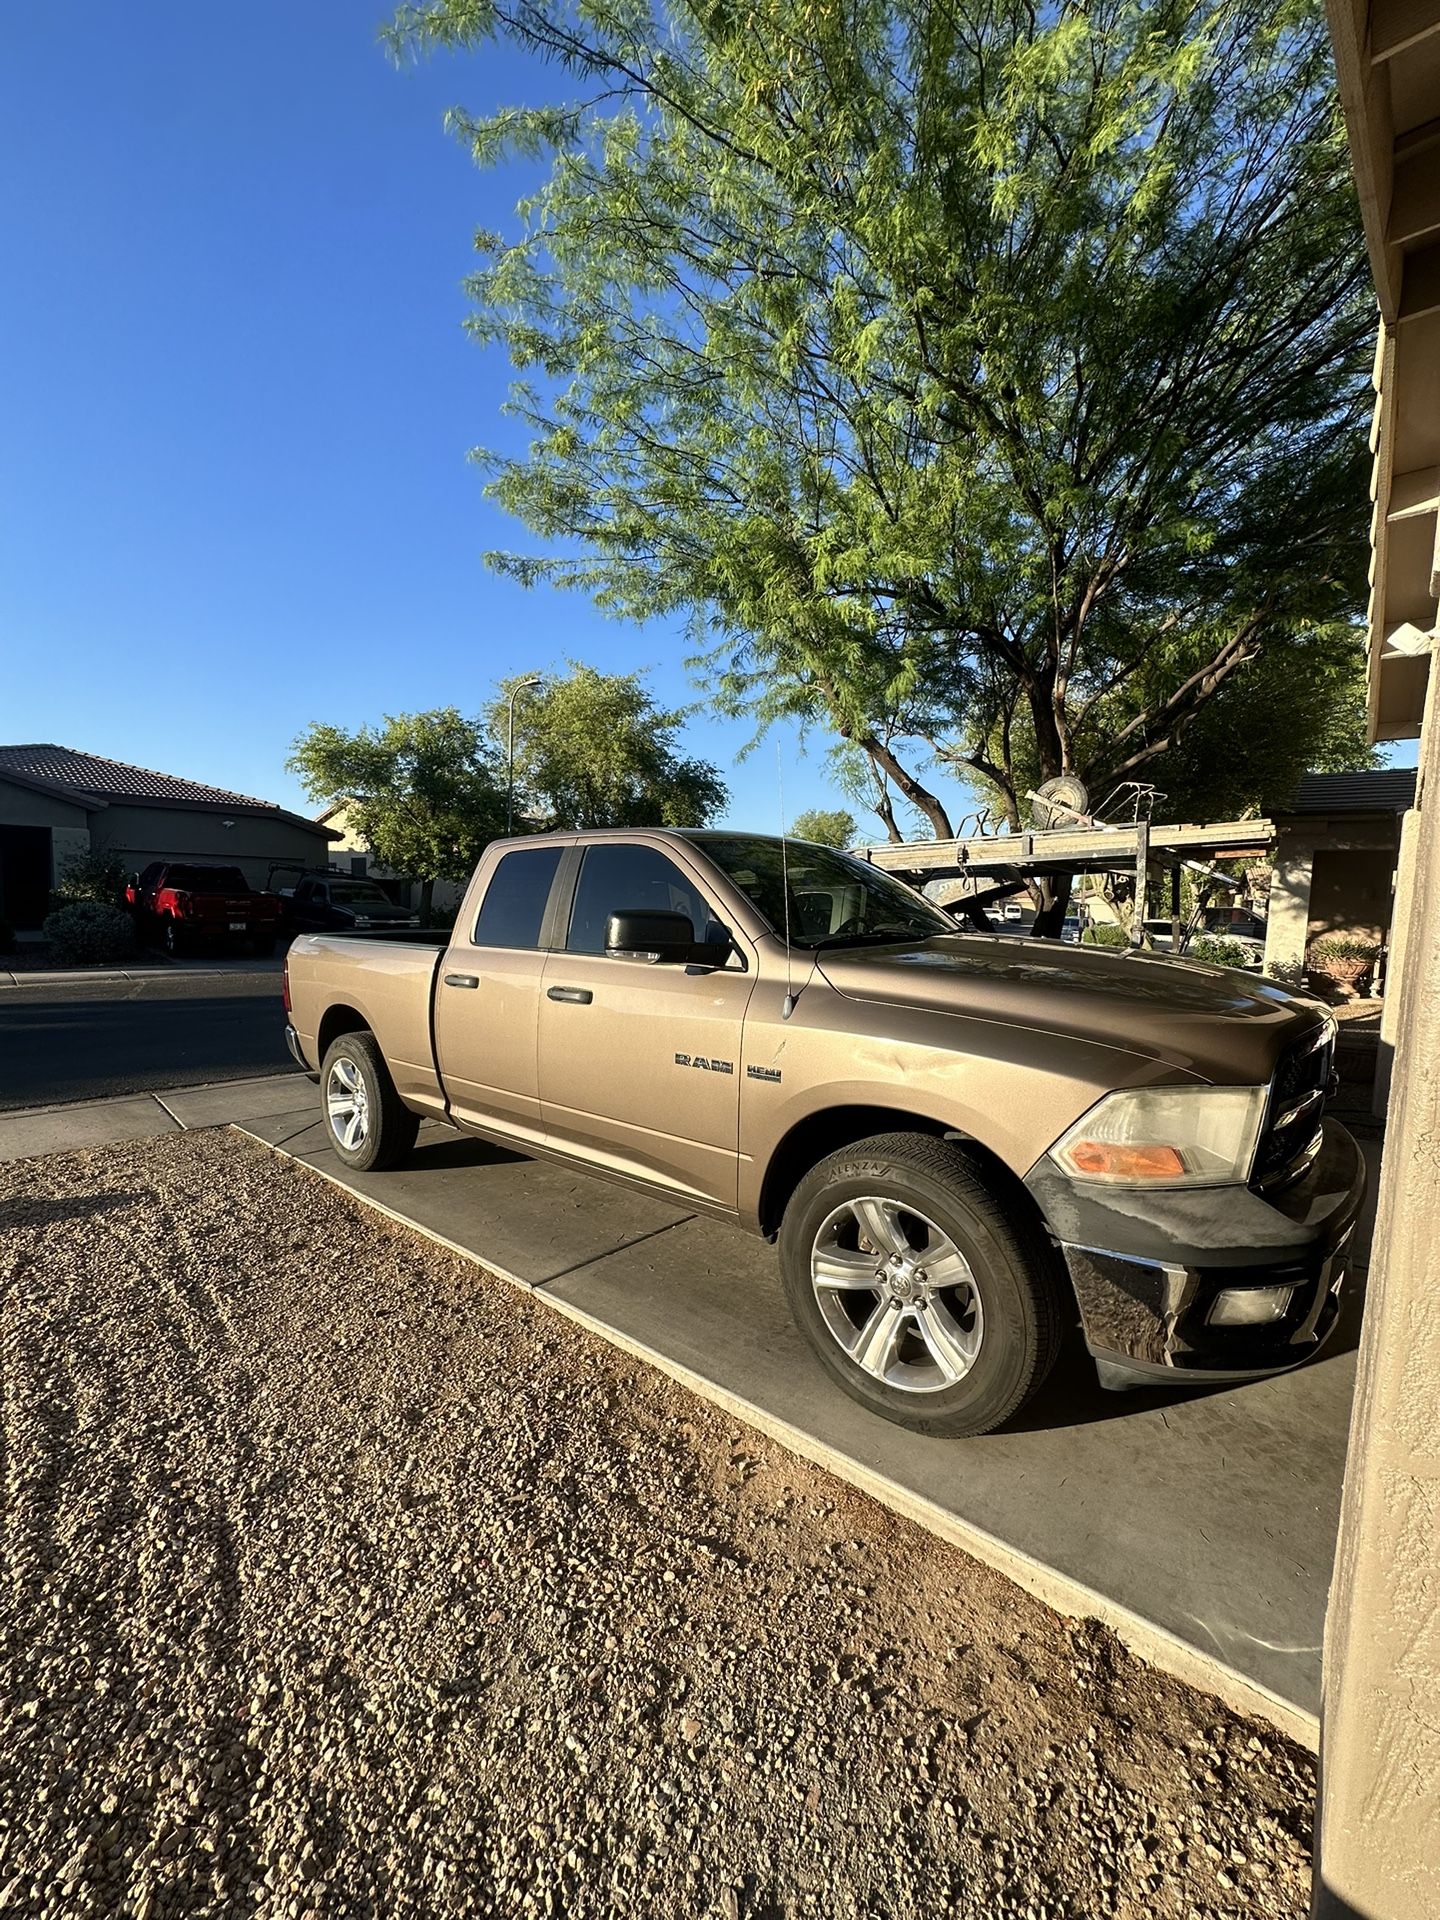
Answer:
[
  {"xmin": 810, "ymin": 1195, "xmax": 984, "ymax": 1394},
  {"xmin": 325, "ymin": 1054, "xmax": 370, "ymax": 1153}
]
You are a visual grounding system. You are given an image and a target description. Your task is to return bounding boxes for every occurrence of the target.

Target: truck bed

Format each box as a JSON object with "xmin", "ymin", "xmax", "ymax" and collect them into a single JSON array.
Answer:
[{"xmin": 285, "ymin": 932, "xmax": 448, "ymax": 1113}]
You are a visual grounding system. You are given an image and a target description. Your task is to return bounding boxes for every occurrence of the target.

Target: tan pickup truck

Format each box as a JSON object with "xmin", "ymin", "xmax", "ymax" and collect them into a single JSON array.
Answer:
[{"xmin": 282, "ymin": 828, "xmax": 1363, "ymax": 1437}]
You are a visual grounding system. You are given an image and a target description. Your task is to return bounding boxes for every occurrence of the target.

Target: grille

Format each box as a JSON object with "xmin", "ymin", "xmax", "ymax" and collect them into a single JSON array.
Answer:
[{"xmin": 1252, "ymin": 1021, "xmax": 1335, "ymax": 1188}]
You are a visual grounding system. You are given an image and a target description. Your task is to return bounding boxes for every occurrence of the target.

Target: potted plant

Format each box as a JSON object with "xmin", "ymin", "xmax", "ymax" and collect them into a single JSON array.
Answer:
[{"xmin": 1306, "ymin": 933, "xmax": 1380, "ymax": 998}]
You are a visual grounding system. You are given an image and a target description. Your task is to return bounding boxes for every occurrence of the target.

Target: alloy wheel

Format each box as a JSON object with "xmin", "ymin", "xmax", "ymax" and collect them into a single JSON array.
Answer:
[
  {"xmin": 325, "ymin": 1055, "xmax": 370, "ymax": 1153},
  {"xmin": 810, "ymin": 1195, "xmax": 984, "ymax": 1393}
]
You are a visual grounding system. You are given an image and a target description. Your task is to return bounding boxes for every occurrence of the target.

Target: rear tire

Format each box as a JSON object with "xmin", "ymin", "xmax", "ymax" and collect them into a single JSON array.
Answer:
[
  {"xmin": 162, "ymin": 918, "xmax": 185, "ymax": 956},
  {"xmin": 778, "ymin": 1132, "xmax": 1063, "ymax": 1437},
  {"xmin": 319, "ymin": 1031, "xmax": 420, "ymax": 1172}
]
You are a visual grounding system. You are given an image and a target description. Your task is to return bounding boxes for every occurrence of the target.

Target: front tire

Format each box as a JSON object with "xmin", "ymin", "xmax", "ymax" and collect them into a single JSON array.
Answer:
[
  {"xmin": 778, "ymin": 1133, "xmax": 1063, "ymax": 1437},
  {"xmin": 320, "ymin": 1032, "xmax": 420, "ymax": 1172}
]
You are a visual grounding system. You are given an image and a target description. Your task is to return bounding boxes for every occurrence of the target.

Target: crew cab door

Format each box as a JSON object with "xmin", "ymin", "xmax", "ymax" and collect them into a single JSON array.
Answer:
[
  {"xmin": 434, "ymin": 843, "xmax": 566, "ymax": 1147},
  {"xmin": 537, "ymin": 840, "xmax": 755, "ymax": 1210}
]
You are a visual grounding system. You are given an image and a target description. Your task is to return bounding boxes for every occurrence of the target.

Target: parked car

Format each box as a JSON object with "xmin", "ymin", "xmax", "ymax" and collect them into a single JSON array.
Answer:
[
  {"xmin": 281, "ymin": 829, "xmax": 1361, "ymax": 1438},
  {"xmin": 284, "ymin": 874, "xmax": 421, "ymax": 936},
  {"xmin": 126, "ymin": 862, "xmax": 282, "ymax": 955}
]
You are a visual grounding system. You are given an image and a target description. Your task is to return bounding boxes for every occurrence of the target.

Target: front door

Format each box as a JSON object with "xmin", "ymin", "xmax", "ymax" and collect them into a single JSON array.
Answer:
[
  {"xmin": 0, "ymin": 826, "xmax": 53, "ymax": 930},
  {"xmin": 435, "ymin": 843, "xmax": 566, "ymax": 1146},
  {"xmin": 537, "ymin": 841, "xmax": 755, "ymax": 1209}
]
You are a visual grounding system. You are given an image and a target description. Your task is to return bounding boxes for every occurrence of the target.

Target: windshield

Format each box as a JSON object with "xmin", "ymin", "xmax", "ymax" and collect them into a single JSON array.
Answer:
[
  {"xmin": 166, "ymin": 866, "xmax": 249, "ymax": 892},
  {"xmin": 329, "ymin": 883, "xmax": 397, "ymax": 907},
  {"xmin": 688, "ymin": 835, "xmax": 956, "ymax": 949}
]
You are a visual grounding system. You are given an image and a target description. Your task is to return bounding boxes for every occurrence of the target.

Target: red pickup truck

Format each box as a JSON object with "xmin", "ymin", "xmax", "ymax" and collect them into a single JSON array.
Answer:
[{"xmin": 125, "ymin": 862, "xmax": 283, "ymax": 956}]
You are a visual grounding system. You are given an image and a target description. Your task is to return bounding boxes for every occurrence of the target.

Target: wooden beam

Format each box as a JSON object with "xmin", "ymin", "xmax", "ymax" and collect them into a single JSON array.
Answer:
[
  {"xmin": 1370, "ymin": 0, "xmax": 1440, "ymax": 62},
  {"xmin": 1398, "ymin": 239, "xmax": 1440, "ymax": 323}
]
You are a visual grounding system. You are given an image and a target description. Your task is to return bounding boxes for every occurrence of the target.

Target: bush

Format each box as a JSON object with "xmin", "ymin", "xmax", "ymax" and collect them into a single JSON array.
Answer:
[
  {"xmin": 1080, "ymin": 922, "xmax": 1127, "ymax": 947},
  {"xmin": 1188, "ymin": 934, "xmax": 1254, "ymax": 970},
  {"xmin": 41, "ymin": 901, "xmax": 137, "ymax": 967},
  {"xmin": 52, "ymin": 848, "xmax": 130, "ymax": 907},
  {"xmin": 1307, "ymin": 934, "xmax": 1380, "ymax": 966}
]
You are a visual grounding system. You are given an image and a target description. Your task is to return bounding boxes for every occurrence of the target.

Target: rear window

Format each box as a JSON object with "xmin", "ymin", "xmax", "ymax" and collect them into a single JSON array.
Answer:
[
  {"xmin": 165, "ymin": 866, "xmax": 250, "ymax": 892},
  {"xmin": 328, "ymin": 883, "xmax": 394, "ymax": 907},
  {"xmin": 472, "ymin": 847, "xmax": 563, "ymax": 949}
]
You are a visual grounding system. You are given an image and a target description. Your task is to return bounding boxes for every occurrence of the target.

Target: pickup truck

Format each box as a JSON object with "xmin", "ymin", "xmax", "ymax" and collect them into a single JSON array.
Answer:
[
  {"xmin": 284, "ymin": 873, "xmax": 421, "ymax": 936},
  {"xmin": 282, "ymin": 828, "xmax": 1364, "ymax": 1438},
  {"xmin": 127, "ymin": 862, "xmax": 282, "ymax": 955}
]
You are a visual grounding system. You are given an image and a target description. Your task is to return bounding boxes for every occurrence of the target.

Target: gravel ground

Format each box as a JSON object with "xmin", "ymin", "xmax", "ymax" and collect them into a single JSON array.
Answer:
[{"xmin": 0, "ymin": 1130, "xmax": 1315, "ymax": 1920}]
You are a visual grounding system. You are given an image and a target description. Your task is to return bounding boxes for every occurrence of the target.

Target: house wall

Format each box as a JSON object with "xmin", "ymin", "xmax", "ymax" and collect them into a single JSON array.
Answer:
[
  {"xmin": 1263, "ymin": 814, "xmax": 1402, "ymax": 982},
  {"xmin": 88, "ymin": 805, "xmax": 333, "ymax": 891},
  {"xmin": 0, "ymin": 777, "xmax": 94, "ymax": 925},
  {"xmin": 319, "ymin": 804, "xmax": 463, "ymax": 914},
  {"xmin": 1306, "ymin": 846, "xmax": 1396, "ymax": 947}
]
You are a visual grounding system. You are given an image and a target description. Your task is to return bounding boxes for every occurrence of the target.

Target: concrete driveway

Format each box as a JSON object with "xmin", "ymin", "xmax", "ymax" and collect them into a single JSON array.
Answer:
[{"xmin": 239, "ymin": 1091, "xmax": 1382, "ymax": 1747}]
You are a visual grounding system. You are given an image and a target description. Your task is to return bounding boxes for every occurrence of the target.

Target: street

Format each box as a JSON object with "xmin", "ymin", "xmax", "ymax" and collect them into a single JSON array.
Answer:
[{"xmin": 0, "ymin": 969, "xmax": 297, "ymax": 1110}]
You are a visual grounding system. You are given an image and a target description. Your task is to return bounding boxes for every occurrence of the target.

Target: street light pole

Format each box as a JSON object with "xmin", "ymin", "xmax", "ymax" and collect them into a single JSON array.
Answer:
[{"xmin": 506, "ymin": 676, "xmax": 543, "ymax": 835}]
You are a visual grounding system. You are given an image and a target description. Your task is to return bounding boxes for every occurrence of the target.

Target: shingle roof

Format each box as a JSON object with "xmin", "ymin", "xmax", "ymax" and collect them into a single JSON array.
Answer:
[
  {"xmin": 0, "ymin": 743, "xmax": 333, "ymax": 836},
  {"xmin": 1275, "ymin": 770, "xmax": 1418, "ymax": 816}
]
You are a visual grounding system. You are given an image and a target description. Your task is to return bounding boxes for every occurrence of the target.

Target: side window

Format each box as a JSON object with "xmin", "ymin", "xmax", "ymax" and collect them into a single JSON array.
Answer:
[
  {"xmin": 566, "ymin": 844, "xmax": 707, "ymax": 955},
  {"xmin": 295, "ymin": 880, "xmax": 312, "ymax": 902},
  {"xmin": 472, "ymin": 846, "xmax": 563, "ymax": 950}
]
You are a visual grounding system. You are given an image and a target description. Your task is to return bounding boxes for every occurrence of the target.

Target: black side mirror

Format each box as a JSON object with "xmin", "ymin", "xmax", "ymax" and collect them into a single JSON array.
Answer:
[{"xmin": 605, "ymin": 909, "xmax": 731, "ymax": 968}]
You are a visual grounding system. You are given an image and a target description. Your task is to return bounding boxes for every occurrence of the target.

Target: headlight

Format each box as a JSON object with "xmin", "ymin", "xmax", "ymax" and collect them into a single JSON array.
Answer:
[{"xmin": 1049, "ymin": 1084, "xmax": 1268, "ymax": 1186}]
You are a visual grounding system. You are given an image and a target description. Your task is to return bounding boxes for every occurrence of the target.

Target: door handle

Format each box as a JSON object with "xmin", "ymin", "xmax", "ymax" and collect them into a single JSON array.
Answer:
[
  {"xmin": 547, "ymin": 985, "xmax": 593, "ymax": 1004},
  {"xmin": 443, "ymin": 972, "xmax": 479, "ymax": 989}
]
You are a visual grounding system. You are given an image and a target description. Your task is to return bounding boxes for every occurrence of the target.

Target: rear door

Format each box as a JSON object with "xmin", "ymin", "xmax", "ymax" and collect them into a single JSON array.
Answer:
[
  {"xmin": 537, "ymin": 839, "xmax": 755, "ymax": 1209},
  {"xmin": 434, "ymin": 843, "xmax": 566, "ymax": 1147}
]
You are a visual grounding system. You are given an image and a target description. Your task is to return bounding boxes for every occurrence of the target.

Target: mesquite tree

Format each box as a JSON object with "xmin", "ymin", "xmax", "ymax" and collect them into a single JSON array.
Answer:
[{"xmin": 392, "ymin": 0, "xmax": 1375, "ymax": 872}]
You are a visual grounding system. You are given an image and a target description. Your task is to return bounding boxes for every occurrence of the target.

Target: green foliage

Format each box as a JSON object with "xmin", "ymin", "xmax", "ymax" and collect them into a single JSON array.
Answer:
[
  {"xmin": 52, "ymin": 848, "xmax": 129, "ymax": 908},
  {"xmin": 42, "ymin": 901, "xmax": 136, "ymax": 967},
  {"xmin": 491, "ymin": 665, "xmax": 727, "ymax": 829},
  {"xmin": 393, "ymin": 0, "xmax": 1375, "ymax": 838},
  {"xmin": 790, "ymin": 808, "xmax": 856, "ymax": 849},
  {"xmin": 1188, "ymin": 934, "xmax": 1255, "ymax": 970},
  {"xmin": 1081, "ymin": 923, "xmax": 1128, "ymax": 948},
  {"xmin": 288, "ymin": 710, "xmax": 506, "ymax": 906},
  {"xmin": 1308, "ymin": 933, "xmax": 1379, "ymax": 964}
]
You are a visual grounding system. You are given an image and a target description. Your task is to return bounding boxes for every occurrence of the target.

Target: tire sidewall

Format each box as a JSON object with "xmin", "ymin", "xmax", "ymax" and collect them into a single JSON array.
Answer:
[
  {"xmin": 321, "ymin": 1035, "xmax": 386, "ymax": 1171},
  {"xmin": 779, "ymin": 1144, "xmax": 1045, "ymax": 1435}
]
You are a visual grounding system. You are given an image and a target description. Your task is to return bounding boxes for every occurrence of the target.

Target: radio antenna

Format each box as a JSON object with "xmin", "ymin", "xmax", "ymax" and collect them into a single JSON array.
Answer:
[{"xmin": 778, "ymin": 742, "xmax": 797, "ymax": 1019}]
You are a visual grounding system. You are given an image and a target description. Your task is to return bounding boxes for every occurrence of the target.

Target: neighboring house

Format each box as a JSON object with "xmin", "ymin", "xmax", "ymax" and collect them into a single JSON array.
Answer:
[
  {"xmin": 0, "ymin": 743, "xmax": 337, "ymax": 931},
  {"xmin": 1261, "ymin": 768, "xmax": 1417, "ymax": 983},
  {"xmin": 313, "ymin": 801, "xmax": 464, "ymax": 916}
]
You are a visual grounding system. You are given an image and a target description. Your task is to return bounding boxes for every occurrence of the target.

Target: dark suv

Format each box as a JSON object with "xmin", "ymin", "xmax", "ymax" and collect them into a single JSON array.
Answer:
[{"xmin": 285, "ymin": 874, "xmax": 420, "ymax": 935}]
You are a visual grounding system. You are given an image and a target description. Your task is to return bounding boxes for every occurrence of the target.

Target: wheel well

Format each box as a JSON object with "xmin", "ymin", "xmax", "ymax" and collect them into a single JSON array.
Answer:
[
  {"xmin": 317, "ymin": 1004, "xmax": 370, "ymax": 1061},
  {"xmin": 757, "ymin": 1105, "xmax": 1042, "ymax": 1240}
]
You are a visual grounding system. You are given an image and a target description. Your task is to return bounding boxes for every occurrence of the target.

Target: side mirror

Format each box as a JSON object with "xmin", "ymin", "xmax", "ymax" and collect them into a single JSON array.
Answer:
[{"xmin": 605, "ymin": 909, "xmax": 731, "ymax": 968}]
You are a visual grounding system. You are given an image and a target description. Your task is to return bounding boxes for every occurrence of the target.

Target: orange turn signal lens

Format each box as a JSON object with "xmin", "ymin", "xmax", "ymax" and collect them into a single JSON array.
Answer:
[{"xmin": 1065, "ymin": 1140, "xmax": 1187, "ymax": 1180}]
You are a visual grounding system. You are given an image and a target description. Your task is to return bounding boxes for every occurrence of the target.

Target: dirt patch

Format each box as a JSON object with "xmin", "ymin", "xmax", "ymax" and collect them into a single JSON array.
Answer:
[{"xmin": 0, "ymin": 1130, "xmax": 1314, "ymax": 1919}]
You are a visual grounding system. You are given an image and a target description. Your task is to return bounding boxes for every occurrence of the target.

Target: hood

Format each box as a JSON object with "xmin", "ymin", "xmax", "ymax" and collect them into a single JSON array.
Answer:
[{"xmin": 815, "ymin": 933, "xmax": 1325, "ymax": 1084}]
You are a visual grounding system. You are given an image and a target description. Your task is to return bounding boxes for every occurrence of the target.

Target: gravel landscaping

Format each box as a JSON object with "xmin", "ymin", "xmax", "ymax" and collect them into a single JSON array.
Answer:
[{"xmin": 1, "ymin": 1129, "xmax": 1316, "ymax": 1919}]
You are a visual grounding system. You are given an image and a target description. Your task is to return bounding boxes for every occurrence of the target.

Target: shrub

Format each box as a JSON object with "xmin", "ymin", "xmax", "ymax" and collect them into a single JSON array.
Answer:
[
  {"xmin": 52, "ymin": 847, "xmax": 131, "ymax": 907},
  {"xmin": 41, "ymin": 901, "xmax": 137, "ymax": 967},
  {"xmin": 1188, "ymin": 935, "xmax": 1254, "ymax": 970},
  {"xmin": 1307, "ymin": 934, "xmax": 1380, "ymax": 966},
  {"xmin": 1081, "ymin": 922, "xmax": 1127, "ymax": 948}
]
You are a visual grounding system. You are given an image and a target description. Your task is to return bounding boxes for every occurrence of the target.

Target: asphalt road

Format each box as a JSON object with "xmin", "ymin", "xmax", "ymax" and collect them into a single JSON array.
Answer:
[{"xmin": 0, "ymin": 970, "xmax": 298, "ymax": 1111}]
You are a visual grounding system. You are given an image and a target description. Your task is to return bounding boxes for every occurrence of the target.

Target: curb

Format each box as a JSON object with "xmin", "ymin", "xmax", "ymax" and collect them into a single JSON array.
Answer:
[
  {"xmin": 240, "ymin": 1121, "xmax": 1323, "ymax": 1755},
  {"xmin": 0, "ymin": 964, "xmax": 281, "ymax": 988}
]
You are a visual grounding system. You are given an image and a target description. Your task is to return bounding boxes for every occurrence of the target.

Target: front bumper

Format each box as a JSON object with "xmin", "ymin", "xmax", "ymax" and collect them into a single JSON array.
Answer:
[{"xmin": 1024, "ymin": 1120, "xmax": 1366, "ymax": 1389}]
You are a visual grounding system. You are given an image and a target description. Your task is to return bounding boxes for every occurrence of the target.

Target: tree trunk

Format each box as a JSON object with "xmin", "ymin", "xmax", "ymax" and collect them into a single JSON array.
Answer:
[
  {"xmin": 1032, "ymin": 873, "xmax": 1072, "ymax": 939},
  {"xmin": 859, "ymin": 735, "xmax": 954, "ymax": 839}
]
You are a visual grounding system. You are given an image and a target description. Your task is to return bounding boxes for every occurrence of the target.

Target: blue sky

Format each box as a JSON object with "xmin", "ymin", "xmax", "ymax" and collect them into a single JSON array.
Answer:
[
  {"xmin": 0, "ymin": 5, "xmax": 1410, "ymax": 833},
  {"xmin": 0, "ymin": 1, "xmax": 868, "ymax": 830}
]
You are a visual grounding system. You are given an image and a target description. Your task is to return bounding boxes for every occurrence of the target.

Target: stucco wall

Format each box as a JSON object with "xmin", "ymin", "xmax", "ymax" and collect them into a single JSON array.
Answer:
[
  {"xmin": 1306, "ymin": 845, "xmax": 1396, "ymax": 946},
  {"xmin": 0, "ymin": 776, "xmax": 90, "ymax": 832},
  {"xmin": 88, "ymin": 806, "xmax": 333, "ymax": 891},
  {"xmin": 1315, "ymin": 670, "xmax": 1440, "ymax": 1918}
]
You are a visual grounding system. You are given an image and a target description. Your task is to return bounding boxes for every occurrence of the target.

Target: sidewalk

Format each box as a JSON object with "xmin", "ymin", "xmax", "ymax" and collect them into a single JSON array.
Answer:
[
  {"xmin": 0, "ymin": 955, "xmax": 285, "ymax": 988},
  {"xmin": 0, "ymin": 1072, "xmax": 315, "ymax": 1161}
]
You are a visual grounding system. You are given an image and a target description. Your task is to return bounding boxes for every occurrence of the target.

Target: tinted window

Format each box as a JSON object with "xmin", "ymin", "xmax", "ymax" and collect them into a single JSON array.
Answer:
[
  {"xmin": 473, "ymin": 847, "xmax": 563, "ymax": 950},
  {"xmin": 329, "ymin": 883, "xmax": 393, "ymax": 907},
  {"xmin": 566, "ymin": 844, "xmax": 707, "ymax": 954}
]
